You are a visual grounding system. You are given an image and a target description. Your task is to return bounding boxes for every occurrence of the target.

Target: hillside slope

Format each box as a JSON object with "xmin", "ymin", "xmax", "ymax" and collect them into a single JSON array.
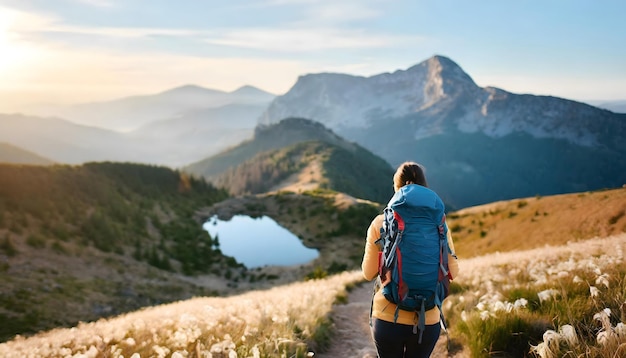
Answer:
[
  {"xmin": 0, "ymin": 143, "xmax": 54, "ymax": 165},
  {"xmin": 0, "ymin": 162, "xmax": 235, "ymax": 341},
  {"xmin": 185, "ymin": 118, "xmax": 395, "ymax": 204},
  {"xmin": 447, "ymin": 187, "xmax": 626, "ymax": 258}
]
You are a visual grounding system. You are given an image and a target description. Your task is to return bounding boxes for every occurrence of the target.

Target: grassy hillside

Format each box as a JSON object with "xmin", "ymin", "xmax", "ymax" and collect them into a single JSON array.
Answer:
[
  {"xmin": 184, "ymin": 117, "xmax": 355, "ymax": 177},
  {"xmin": 184, "ymin": 118, "xmax": 396, "ymax": 204},
  {"xmin": 447, "ymin": 187, "xmax": 626, "ymax": 258},
  {"xmin": 212, "ymin": 140, "xmax": 394, "ymax": 204},
  {"xmin": 0, "ymin": 162, "xmax": 238, "ymax": 341}
]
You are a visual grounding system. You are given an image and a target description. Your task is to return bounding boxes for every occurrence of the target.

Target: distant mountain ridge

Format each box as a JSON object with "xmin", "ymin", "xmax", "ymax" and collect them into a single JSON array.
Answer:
[
  {"xmin": 0, "ymin": 142, "xmax": 54, "ymax": 165},
  {"xmin": 259, "ymin": 55, "xmax": 626, "ymax": 208},
  {"xmin": 51, "ymin": 84, "xmax": 275, "ymax": 132},
  {"xmin": 0, "ymin": 84, "xmax": 276, "ymax": 166},
  {"xmin": 0, "ymin": 114, "xmax": 145, "ymax": 164},
  {"xmin": 587, "ymin": 99, "xmax": 626, "ymax": 113}
]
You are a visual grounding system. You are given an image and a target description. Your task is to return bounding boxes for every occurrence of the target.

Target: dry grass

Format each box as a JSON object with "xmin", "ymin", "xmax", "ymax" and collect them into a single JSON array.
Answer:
[
  {"xmin": 448, "ymin": 187, "xmax": 626, "ymax": 258},
  {"xmin": 0, "ymin": 271, "xmax": 365, "ymax": 358},
  {"xmin": 448, "ymin": 232, "xmax": 626, "ymax": 357}
]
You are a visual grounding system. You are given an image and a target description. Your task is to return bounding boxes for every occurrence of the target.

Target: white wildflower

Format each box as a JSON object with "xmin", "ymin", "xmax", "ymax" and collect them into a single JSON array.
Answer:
[
  {"xmin": 124, "ymin": 337, "xmax": 136, "ymax": 346},
  {"xmin": 540, "ymin": 330, "xmax": 561, "ymax": 357},
  {"xmin": 537, "ymin": 289, "xmax": 559, "ymax": 303},
  {"xmin": 572, "ymin": 275, "xmax": 583, "ymax": 283},
  {"xmin": 153, "ymin": 345, "xmax": 171, "ymax": 358},
  {"xmin": 130, "ymin": 354, "xmax": 141, "ymax": 358},
  {"xmin": 307, "ymin": 352, "xmax": 315, "ymax": 357},
  {"xmin": 530, "ymin": 342, "xmax": 553, "ymax": 358},
  {"xmin": 557, "ymin": 271, "xmax": 569, "ymax": 278},
  {"xmin": 597, "ymin": 330, "xmax": 615, "ymax": 345},
  {"xmin": 616, "ymin": 322, "xmax": 626, "ymax": 338},
  {"xmin": 172, "ymin": 352, "xmax": 185, "ymax": 358},
  {"xmin": 594, "ymin": 309, "xmax": 613, "ymax": 333},
  {"xmin": 461, "ymin": 310, "xmax": 468, "ymax": 322},
  {"xmin": 558, "ymin": 325, "xmax": 578, "ymax": 347},
  {"xmin": 589, "ymin": 286, "xmax": 600, "ymax": 298},
  {"xmin": 514, "ymin": 298, "xmax": 528, "ymax": 309},
  {"xmin": 228, "ymin": 350, "xmax": 237, "ymax": 358},
  {"xmin": 479, "ymin": 310, "xmax": 490, "ymax": 320},
  {"xmin": 493, "ymin": 301, "xmax": 507, "ymax": 312},
  {"xmin": 595, "ymin": 274, "xmax": 610, "ymax": 288},
  {"xmin": 543, "ymin": 329, "xmax": 560, "ymax": 345}
]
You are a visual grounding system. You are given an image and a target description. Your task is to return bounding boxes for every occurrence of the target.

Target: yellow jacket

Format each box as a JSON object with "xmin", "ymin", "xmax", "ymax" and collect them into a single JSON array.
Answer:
[{"xmin": 361, "ymin": 214, "xmax": 460, "ymax": 326}]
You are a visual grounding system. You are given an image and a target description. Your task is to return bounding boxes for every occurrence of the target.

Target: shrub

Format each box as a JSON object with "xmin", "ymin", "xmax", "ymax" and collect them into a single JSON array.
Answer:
[
  {"xmin": 0, "ymin": 235, "xmax": 18, "ymax": 257},
  {"xmin": 26, "ymin": 234, "xmax": 46, "ymax": 249}
]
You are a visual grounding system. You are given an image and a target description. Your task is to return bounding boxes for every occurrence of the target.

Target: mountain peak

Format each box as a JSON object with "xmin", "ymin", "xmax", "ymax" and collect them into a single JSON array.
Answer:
[
  {"xmin": 427, "ymin": 54, "xmax": 461, "ymax": 68},
  {"xmin": 260, "ymin": 55, "xmax": 480, "ymax": 130},
  {"xmin": 231, "ymin": 85, "xmax": 275, "ymax": 97},
  {"xmin": 255, "ymin": 117, "xmax": 342, "ymax": 142},
  {"xmin": 410, "ymin": 54, "xmax": 478, "ymax": 90},
  {"xmin": 161, "ymin": 84, "xmax": 225, "ymax": 96}
]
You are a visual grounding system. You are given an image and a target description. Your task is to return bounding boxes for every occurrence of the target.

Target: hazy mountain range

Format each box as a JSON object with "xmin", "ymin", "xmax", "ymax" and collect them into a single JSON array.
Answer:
[
  {"xmin": 0, "ymin": 142, "xmax": 54, "ymax": 165},
  {"xmin": 587, "ymin": 99, "xmax": 626, "ymax": 113},
  {"xmin": 46, "ymin": 84, "xmax": 276, "ymax": 132},
  {"xmin": 0, "ymin": 86, "xmax": 275, "ymax": 166},
  {"xmin": 2, "ymin": 55, "xmax": 625, "ymax": 208}
]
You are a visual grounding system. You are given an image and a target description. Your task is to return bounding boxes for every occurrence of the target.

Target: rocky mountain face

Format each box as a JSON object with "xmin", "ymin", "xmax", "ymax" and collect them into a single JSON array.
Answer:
[{"xmin": 260, "ymin": 56, "xmax": 626, "ymax": 208}]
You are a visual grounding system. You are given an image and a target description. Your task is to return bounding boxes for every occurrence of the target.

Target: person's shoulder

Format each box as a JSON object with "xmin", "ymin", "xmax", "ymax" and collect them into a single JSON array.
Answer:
[{"xmin": 371, "ymin": 213, "xmax": 384, "ymax": 227}]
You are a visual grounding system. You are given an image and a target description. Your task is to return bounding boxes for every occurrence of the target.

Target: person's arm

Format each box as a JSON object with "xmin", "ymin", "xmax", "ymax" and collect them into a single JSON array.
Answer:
[
  {"xmin": 446, "ymin": 228, "xmax": 460, "ymax": 280},
  {"xmin": 361, "ymin": 214, "xmax": 383, "ymax": 280}
]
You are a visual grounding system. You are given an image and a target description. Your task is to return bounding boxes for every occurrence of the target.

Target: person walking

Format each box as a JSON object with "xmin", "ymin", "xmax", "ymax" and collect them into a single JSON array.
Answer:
[{"xmin": 361, "ymin": 161, "xmax": 460, "ymax": 358}]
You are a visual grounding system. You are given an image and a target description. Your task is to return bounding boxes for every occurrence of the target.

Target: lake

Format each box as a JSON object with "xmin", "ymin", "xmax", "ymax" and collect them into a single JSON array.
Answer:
[{"xmin": 203, "ymin": 215, "xmax": 319, "ymax": 268}]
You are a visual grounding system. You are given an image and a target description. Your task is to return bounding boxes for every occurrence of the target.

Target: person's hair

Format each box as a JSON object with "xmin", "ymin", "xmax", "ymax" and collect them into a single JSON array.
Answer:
[{"xmin": 393, "ymin": 161, "xmax": 428, "ymax": 191}]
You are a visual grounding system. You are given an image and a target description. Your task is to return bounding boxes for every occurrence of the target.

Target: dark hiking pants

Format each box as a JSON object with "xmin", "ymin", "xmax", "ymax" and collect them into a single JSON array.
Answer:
[{"xmin": 371, "ymin": 318, "xmax": 441, "ymax": 358}]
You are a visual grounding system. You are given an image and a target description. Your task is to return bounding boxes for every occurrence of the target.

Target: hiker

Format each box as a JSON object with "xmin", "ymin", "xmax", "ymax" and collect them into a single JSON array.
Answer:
[{"xmin": 362, "ymin": 161, "xmax": 460, "ymax": 358}]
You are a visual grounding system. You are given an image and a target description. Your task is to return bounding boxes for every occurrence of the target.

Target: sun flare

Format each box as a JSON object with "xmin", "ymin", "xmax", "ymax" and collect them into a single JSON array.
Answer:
[{"xmin": 0, "ymin": 8, "xmax": 38, "ymax": 77}]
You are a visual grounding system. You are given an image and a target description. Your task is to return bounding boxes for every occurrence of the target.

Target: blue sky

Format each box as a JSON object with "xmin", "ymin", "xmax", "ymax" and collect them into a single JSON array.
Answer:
[{"xmin": 0, "ymin": 0, "xmax": 624, "ymax": 111}]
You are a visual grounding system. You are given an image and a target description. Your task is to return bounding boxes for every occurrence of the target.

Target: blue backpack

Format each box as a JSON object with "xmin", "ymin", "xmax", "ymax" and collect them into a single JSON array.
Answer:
[{"xmin": 376, "ymin": 184, "xmax": 453, "ymax": 343}]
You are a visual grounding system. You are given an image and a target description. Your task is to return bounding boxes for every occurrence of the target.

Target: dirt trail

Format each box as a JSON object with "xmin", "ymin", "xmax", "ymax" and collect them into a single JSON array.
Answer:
[{"xmin": 316, "ymin": 283, "xmax": 468, "ymax": 358}]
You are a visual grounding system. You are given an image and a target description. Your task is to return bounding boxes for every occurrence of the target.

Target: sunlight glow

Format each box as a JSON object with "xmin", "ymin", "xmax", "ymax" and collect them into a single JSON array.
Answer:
[{"xmin": 0, "ymin": 8, "xmax": 40, "ymax": 80}]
